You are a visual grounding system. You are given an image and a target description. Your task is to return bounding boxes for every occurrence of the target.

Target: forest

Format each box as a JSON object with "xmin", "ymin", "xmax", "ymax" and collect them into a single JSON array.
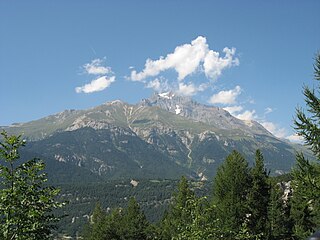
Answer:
[{"xmin": 80, "ymin": 149, "xmax": 319, "ymax": 240}]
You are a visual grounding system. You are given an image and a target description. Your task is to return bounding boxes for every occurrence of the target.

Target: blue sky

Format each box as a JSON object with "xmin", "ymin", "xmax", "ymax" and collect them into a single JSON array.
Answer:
[{"xmin": 1, "ymin": 1, "xmax": 319, "ymax": 141}]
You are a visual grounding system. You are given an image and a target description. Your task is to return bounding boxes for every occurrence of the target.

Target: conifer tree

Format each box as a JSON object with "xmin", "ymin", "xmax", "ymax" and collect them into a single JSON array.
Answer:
[
  {"xmin": 120, "ymin": 197, "xmax": 149, "ymax": 240},
  {"xmin": 160, "ymin": 176, "xmax": 195, "ymax": 239},
  {"xmin": 290, "ymin": 153, "xmax": 320, "ymax": 239},
  {"xmin": 212, "ymin": 150, "xmax": 251, "ymax": 235},
  {"xmin": 268, "ymin": 182, "xmax": 293, "ymax": 240},
  {"xmin": 291, "ymin": 53, "xmax": 320, "ymax": 238},
  {"xmin": 82, "ymin": 198, "xmax": 149, "ymax": 240},
  {"xmin": 82, "ymin": 203, "xmax": 108, "ymax": 240},
  {"xmin": 247, "ymin": 150, "xmax": 270, "ymax": 238},
  {"xmin": 295, "ymin": 53, "xmax": 320, "ymax": 158}
]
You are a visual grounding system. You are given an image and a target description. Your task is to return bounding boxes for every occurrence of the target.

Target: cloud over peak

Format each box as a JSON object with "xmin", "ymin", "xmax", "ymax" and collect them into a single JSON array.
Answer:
[
  {"xmin": 235, "ymin": 110, "xmax": 257, "ymax": 121},
  {"xmin": 260, "ymin": 121, "xmax": 287, "ymax": 139},
  {"xmin": 209, "ymin": 85, "xmax": 242, "ymax": 105},
  {"xmin": 130, "ymin": 36, "xmax": 209, "ymax": 82},
  {"xmin": 176, "ymin": 83, "xmax": 199, "ymax": 96},
  {"xmin": 129, "ymin": 36, "xmax": 239, "ymax": 95},
  {"xmin": 223, "ymin": 105, "xmax": 243, "ymax": 115}
]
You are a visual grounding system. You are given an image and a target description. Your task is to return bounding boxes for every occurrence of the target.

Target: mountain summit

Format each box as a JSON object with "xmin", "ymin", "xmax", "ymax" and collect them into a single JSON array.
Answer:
[
  {"xmin": 1, "ymin": 94, "xmax": 306, "ymax": 182},
  {"xmin": 142, "ymin": 92, "xmax": 271, "ymax": 136}
]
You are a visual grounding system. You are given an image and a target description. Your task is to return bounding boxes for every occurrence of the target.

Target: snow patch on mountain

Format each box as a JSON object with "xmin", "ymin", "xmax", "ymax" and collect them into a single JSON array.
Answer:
[
  {"xmin": 175, "ymin": 105, "xmax": 181, "ymax": 114},
  {"xmin": 158, "ymin": 92, "xmax": 175, "ymax": 99}
]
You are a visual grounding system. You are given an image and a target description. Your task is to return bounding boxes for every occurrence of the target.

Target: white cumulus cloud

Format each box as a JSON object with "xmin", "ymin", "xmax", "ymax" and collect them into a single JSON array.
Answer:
[
  {"xmin": 130, "ymin": 36, "xmax": 208, "ymax": 81},
  {"xmin": 220, "ymin": 94, "xmax": 291, "ymax": 140},
  {"xmin": 76, "ymin": 58, "xmax": 115, "ymax": 94},
  {"xmin": 129, "ymin": 36, "xmax": 239, "ymax": 96},
  {"xmin": 83, "ymin": 58, "xmax": 111, "ymax": 75},
  {"xmin": 146, "ymin": 78, "xmax": 169, "ymax": 92},
  {"xmin": 177, "ymin": 83, "xmax": 202, "ymax": 96},
  {"xmin": 286, "ymin": 134, "xmax": 304, "ymax": 143},
  {"xmin": 223, "ymin": 105, "xmax": 243, "ymax": 115},
  {"xmin": 225, "ymin": 105, "xmax": 290, "ymax": 140},
  {"xmin": 176, "ymin": 83, "xmax": 200, "ymax": 96},
  {"xmin": 208, "ymin": 86, "xmax": 242, "ymax": 105},
  {"xmin": 146, "ymin": 78, "xmax": 162, "ymax": 91},
  {"xmin": 260, "ymin": 121, "xmax": 287, "ymax": 138},
  {"xmin": 204, "ymin": 47, "xmax": 239, "ymax": 79},
  {"xmin": 75, "ymin": 76, "xmax": 115, "ymax": 93},
  {"xmin": 235, "ymin": 110, "xmax": 257, "ymax": 121}
]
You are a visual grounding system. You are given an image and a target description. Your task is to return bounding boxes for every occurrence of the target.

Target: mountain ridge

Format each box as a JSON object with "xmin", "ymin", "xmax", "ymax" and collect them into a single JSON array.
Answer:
[
  {"xmin": 141, "ymin": 92, "xmax": 273, "ymax": 136},
  {"xmin": 4, "ymin": 93, "xmax": 273, "ymax": 140},
  {"xmin": 0, "ymin": 93, "xmax": 308, "ymax": 182}
]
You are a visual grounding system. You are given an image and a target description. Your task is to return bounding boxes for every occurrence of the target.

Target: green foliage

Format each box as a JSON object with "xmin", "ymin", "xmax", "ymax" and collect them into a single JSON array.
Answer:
[
  {"xmin": 55, "ymin": 179, "xmax": 189, "ymax": 236},
  {"xmin": 160, "ymin": 176, "xmax": 196, "ymax": 239},
  {"xmin": 267, "ymin": 182, "xmax": 293, "ymax": 240},
  {"xmin": 77, "ymin": 149, "xmax": 320, "ymax": 240},
  {"xmin": 82, "ymin": 203, "xmax": 109, "ymax": 240},
  {"xmin": 291, "ymin": 53, "xmax": 320, "ymax": 238},
  {"xmin": 161, "ymin": 177, "xmax": 225, "ymax": 240},
  {"xmin": 120, "ymin": 197, "xmax": 150, "ymax": 240},
  {"xmin": 295, "ymin": 54, "xmax": 320, "ymax": 159},
  {"xmin": 212, "ymin": 150, "xmax": 251, "ymax": 235},
  {"xmin": 290, "ymin": 153, "xmax": 320, "ymax": 238},
  {"xmin": 82, "ymin": 197, "xmax": 150, "ymax": 240},
  {"xmin": 247, "ymin": 150, "xmax": 270, "ymax": 238},
  {"xmin": 172, "ymin": 197, "xmax": 221, "ymax": 240},
  {"xmin": 235, "ymin": 221, "xmax": 263, "ymax": 240},
  {"xmin": 0, "ymin": 131, "xmax": 64, "ymax": 239}
]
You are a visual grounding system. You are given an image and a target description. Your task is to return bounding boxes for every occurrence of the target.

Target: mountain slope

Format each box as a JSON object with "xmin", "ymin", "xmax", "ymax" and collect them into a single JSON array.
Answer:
[{"xmin": 1, "ymin": 94, "xmax": 307, "ymax": 182}]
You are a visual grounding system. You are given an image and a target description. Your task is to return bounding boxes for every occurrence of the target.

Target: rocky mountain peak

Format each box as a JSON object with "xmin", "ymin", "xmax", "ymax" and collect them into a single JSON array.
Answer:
[
  {"xmin": 139, "ymin": 92, "xmax": 271, "ymax": 136},
  {"xmin": 140, "ymin": 92, "xmax": 198, "ymax": 114},
  {"xmin": 158, "ymin": 91, "xmax": 175, "ymax": 100}
]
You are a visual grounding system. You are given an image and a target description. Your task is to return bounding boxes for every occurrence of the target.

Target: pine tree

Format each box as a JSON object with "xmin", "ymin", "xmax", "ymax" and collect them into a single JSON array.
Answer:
[
  {"xmin": 295, "ymin": 53, "xmax": 320, "ymax": 158},
  {"xmin": 267, "ymin": 182, "xmax": 293, "ymax": 240},
  {"xmin": 82, "ymin": 198, "xmax": 150, "ymax": 240},
  {"xmin": 291, "ymin": 53, "xmax": 320, "ymax": 238},
  {"xmin": 212, "ymin": 150, "xmax": 251, "ymax": 236},
  {"xmin": 82, "ymin": 203, "xmax": 109, "ymax": 240},
  {"xmin": 160, "ymin": 176, "xmax": 195, "ymax": 239},
  {"xmin": 247, "ymin": 150, "xmax": 270, "ymax": 238},
  {"xmin": 290, "ymin": 153, "xmax": 319, "ymax": 239},
  {"xmin": 120, "ymin": 197, "xmax": 149, "ymax": 240}
]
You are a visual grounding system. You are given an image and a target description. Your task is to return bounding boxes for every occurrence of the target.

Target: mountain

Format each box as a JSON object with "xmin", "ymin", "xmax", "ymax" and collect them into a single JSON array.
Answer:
[
  {"xmin": 142, "ymin": 92, "xmax": 271, "ymax": 136},
  {"xmin": 1, "ymin": 93, "xmax": 309, "ymax": 183}
]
